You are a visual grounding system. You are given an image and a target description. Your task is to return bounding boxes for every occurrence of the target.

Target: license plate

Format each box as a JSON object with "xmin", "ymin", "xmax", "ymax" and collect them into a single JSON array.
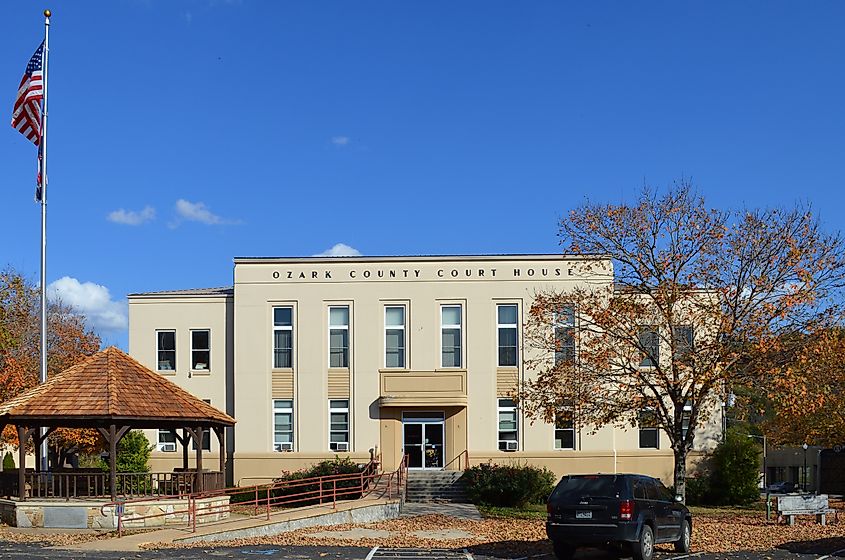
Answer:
[{"xmin": 576, "ymin": 510, "xmax": 592, "ymax": 519}]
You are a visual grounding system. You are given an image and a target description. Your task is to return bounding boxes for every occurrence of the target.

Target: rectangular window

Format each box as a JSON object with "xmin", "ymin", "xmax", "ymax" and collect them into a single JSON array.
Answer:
[
  {"xmin": 273, "ymin": 307, "xmax": 294, "ymax": 368},
  {"xmin": 329, "ymin": 399, "xmax": 350, "ymax": 451},
  {"xmin": 639, "ymin": 326, "xmax": 659, "ymax": 367},
  {"xmin": 273, "ymin": 399, "xmax": 294, "ymax": 451},
  {"xmin": 157, "ymin": 430, "xmax": 177, "ymax": 452},
  {"xmin": 498, "ymin": 398, "xmax": 518, "ymax": 451},
  {"xmin": 554, "ymin": 409, "xmax": 575, "ymax": 450},
  {"xmin": 192, "ymin": 399, "xmax": 212, "ymax": 451},
  {"xmin": 639, "ymin": 409, "xmax": 659, "ymax": 449},
  {"xmin": 680, "ymin": 402, "xmax": 692, "ymax": 441},
  {"xmin": 190, "ymin": 329, "xmax": 210, "ymax": 371},
  {"xmin": 497, "ymin": 304, "xmax": 518, "ymax": 367},
  {"xmin": 156, "ymin": 330, "xmax": 176, "ymax": 371},
  {"xmin": 329, "ymin": 306, "xmax": 349, "ymax": 368},
  {"xmin": 555, "ymin": 305, "xmax": 576, "ymax": 365},
  {"xmin": 673, "ymin": 325, "xmax": 694, "ymax": 359},
  {"xmin": 441, "ymin": 305, "xmax": 462, "ymax": 368},
  {"xmin": 385, "ymin": 306, "xmax": 406, "ymax": 368}
]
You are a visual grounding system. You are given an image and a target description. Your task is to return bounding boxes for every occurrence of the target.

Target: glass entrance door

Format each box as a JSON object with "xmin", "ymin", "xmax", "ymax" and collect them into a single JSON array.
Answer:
[{"xmin": 402, "ymin": 412, "xmax": 445, "ymax": 469}]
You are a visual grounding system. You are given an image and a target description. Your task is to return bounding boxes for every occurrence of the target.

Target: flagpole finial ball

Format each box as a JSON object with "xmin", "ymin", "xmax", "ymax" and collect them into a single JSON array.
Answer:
[{"xmin": 44, "ymin": 9, "xmax": 51, "ymax": 17}]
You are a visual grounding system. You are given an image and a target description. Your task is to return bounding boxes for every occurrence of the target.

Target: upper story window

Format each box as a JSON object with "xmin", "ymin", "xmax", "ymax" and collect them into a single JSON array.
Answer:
[
  {"xmin": 273, "ymin": 399, "xmax": 294, "ymax": 451},
  {"xmin": 555, "ymin": 409, "xmax": 575, "ymax": 450},
  {"xmin": 554, "ymin": 305, "xmax": 576, "ymax": 365},
  {"xmin": 190, "ymin": 329, "xmax": 210, "ymax": 371},
  {"xmin": 497, "ymin": 304, "xmax": 518, "ymax": 367},
  {"xmin": 639, "ymin": 326, "xmax": 659, "ymax": 367},
  {"xmin": 639, "ymin": 409, "xmax": 659, "ymax": 449},
  {"xmin": 672, "ymin": 325, "xmax": 694, "ymax": 359},
  {"xmin": 329, "ymin": 399, "xmax": 350, "ymax": 451},
  {"xmin": 441, "ymin": 305, "xmax": 462, "ymax": 368},
  {"xmin": 273, "ymin": 307, "xmax": 294, "ymax": 368},
  {"xmin": 385, "ymin": 306, "xmax": 406, "ymax": 368},
  {"xmin": 498, "ymin": 398, "xmax": 518, "ymax": 451},
  {"xmin": 329, "ymin": 306, "xmax": 349, "ymax": 368},
  {"xmin": 156, "ymin": 330, "xmax": 176, "ymax": 371}
]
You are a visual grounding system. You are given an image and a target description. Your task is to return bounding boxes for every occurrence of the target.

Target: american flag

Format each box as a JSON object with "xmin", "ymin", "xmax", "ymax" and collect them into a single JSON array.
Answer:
[{"xmin": 11, "ymin": 41, "xmax": 45, "ymax": 146}]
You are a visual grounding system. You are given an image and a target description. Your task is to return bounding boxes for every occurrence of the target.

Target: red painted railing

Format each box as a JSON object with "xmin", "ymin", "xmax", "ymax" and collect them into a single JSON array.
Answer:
[{"xmin": 103, "ymin": 457, "xmax": 407, "ymax": 536}]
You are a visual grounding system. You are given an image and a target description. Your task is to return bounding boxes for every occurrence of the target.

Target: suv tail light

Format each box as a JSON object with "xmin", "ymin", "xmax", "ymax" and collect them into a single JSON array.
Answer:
[{"xmin": 619, "ymin": 499, "xmax": 634, "ymax": 520}]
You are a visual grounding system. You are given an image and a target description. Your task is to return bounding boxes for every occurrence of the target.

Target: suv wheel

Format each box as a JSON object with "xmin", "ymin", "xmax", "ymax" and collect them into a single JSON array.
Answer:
[
  {"xmin": 552, "ymin": 541, "xmax": 575, "ymax": 560},
  {"xmin": 674, "ymin": 520, "xmax": 691, "ymax": 553},
  {"xmin": 632, "ymin": 524, "xmax": 654, "ymax": 560}
]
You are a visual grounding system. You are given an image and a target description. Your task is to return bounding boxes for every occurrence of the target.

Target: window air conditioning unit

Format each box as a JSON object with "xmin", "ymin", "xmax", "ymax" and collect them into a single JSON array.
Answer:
[
  {"xmin": 505, "ymin": 441, "xmax": 518, "ymax": 452},
  {"xmin": 159, "ymin": 442, "xmax": 176, "ymax": 452},
  {"xmin": 275, "ymin": 442, "xmax": 293, "ymax": 452},
  {"xmin": 335, "ymin": 442, "xmax": 349, "ymax": 452}
]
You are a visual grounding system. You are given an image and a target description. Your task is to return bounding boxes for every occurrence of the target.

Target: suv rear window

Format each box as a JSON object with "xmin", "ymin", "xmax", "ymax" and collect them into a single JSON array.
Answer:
[{"xmin": 551, "ymin": 475, "xmax": 624, "ymax": 500}]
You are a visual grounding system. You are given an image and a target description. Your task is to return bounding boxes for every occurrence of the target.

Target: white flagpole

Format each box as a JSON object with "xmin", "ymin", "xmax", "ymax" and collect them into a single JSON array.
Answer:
[{"xmin": 39, "ymin": 9, "xmax": 51, "ymax": 472}]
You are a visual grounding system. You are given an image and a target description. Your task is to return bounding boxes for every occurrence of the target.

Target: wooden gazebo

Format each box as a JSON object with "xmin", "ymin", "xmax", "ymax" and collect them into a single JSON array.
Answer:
[{"xmin": 0, "ymin": 346, "xmax": 235, "ymax": 500}]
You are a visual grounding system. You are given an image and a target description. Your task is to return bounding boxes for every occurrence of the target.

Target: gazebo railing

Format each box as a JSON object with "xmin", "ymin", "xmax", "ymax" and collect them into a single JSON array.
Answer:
[{"xmin": 0, "ymin": 470, "xmax": 225, "ymax": 500}]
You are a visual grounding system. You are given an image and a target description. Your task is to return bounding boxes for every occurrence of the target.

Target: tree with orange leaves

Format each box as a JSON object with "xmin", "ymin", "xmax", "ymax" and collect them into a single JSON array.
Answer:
[
  {"xmin": 519, "ymin": 182, "xmax": 845, "ymax": 501},
  {"xmin": 0, "ymin": 269, "xmax": 103, "ymax": 464},
  {"xmin": 766, "ymin": 328, "xmax": 845, "ymax": 447}
]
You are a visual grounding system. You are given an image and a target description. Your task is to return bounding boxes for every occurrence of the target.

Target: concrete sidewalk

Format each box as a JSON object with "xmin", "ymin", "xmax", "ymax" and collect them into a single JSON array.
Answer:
[{"xmin": 57, "ymin": 497, "xmax": 401, "ymax": 552}]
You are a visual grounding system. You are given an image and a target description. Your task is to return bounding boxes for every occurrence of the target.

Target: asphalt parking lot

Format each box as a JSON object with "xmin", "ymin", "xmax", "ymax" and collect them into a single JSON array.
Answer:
[{"xmin": 0, "ymin": 545, "xmax": 843, "ymax": 560}]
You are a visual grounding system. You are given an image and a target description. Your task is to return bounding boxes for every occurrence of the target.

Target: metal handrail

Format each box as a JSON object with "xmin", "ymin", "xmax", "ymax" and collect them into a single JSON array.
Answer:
[
  {"xmin": 100, "ymin": 457, "xmax": 409, "ymax": 536},
  {"xmin": 443, "ymin": 449, "xmax": 470, "ymax": 471}
]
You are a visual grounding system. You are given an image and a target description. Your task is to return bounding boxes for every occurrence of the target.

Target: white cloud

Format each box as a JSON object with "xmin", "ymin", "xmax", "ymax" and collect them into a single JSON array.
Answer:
[
  {"xmin": 47, "ymin": 277, "xmax": 128, "ymax": 334},
  {"xmin": 107, "ymin": 206, "xmax": 155, "ymax": 226},
  {"xmin": 331, "ymin": 136, "xmax": 350, "ymax": 146},
  {"xmin": 314, "ymin": 243, "xmax": 362, "ymax": 257},
  {"xmin": 174, "ymin": 199, "xmax": 235, "ymax": 225}
]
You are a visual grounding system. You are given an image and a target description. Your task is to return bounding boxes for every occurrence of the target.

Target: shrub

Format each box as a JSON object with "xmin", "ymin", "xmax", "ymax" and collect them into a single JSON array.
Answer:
[
  {"xmin": 98, "ymin": 430, "xmax": 154, "ymax": 494},
  {"xmin": 2, "ymin": 452, "xmax": 14, "ymax": 470},
  {"xmin": 271, "ymin": 457, "xmax": 364, "ymax": 506},
  {"xmin": 683, "ymin": 476, "xmax": 711, "ymax": 506},
  {"xmin": 463, "ymin": 462, "xmax": 556, "ymax": 508},
  {"xmin": 708, "ymin": 428, "xmax": 761, "ymax": 506}
]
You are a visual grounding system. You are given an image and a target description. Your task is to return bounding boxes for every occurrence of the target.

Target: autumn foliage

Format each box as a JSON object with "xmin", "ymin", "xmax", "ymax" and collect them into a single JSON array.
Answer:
[
  {"xmin": 518, "ymin": 182, "xmax": 845, "ymax": 500},
  {"xmin": 0, "ymin": 270, "xmax": 103, "ymax": 458}
]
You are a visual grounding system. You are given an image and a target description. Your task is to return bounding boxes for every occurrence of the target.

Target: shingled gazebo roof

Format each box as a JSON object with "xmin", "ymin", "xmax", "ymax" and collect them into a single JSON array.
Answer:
[{"xmin": 0, "ymin": 346, "xmax": 235, "ymax": 429}]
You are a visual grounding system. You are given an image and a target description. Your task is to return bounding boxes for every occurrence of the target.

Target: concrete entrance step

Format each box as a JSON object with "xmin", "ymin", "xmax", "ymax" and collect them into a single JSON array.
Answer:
[{"xmin": 406, "ymin": 471, "xmax": 468, "ymax": 503}]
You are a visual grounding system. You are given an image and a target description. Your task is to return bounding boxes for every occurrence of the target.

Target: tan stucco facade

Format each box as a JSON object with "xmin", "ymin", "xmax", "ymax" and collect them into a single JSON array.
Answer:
[{"xmin": 127, "ymin": 255, "xmax": 720, "ymax": 487}]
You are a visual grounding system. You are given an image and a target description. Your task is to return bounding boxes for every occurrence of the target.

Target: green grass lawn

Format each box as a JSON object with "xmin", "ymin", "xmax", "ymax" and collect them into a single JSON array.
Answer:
[{"xmin": 477, "ymin": 503, "xmax": 548, "ymax": 520}]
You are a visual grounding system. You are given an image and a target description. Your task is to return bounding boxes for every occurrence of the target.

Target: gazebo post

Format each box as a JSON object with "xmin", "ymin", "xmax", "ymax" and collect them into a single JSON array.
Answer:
[
  {"xmin": 214, "ymin": 426, "xmax": 225, "ymax": 476},
  {"xmin": 182, "ymin": 428, "xmax": 189, "ymax": 472},
  {"xmin": 195, "ymin": 428, "xmax": 204, "ymax": 493},
  {"xmin": 16, "ymin": 425, "xmax": 27, "ymax": 501},
  {"xmin": 108, "ymin": 424, "xmax": 117, "ymax": 501}
]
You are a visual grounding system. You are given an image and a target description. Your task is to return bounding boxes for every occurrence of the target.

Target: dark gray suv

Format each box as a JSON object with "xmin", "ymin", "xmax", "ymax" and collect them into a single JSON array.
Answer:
[{"xmin": 546, "ymin": 474, "xmax": 692, "ymax": 560}]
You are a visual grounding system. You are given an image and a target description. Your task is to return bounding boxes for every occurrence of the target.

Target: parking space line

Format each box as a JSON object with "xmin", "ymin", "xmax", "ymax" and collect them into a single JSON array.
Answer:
[
  {"xmin": 660, "ymin": 553, "xmax": 702, "ymax": 560},
  {"xmin": 365, "ymin": 546, "xmax": 380, "ymax": 560},
  {"xmin": 818, "ymin": 547, "xmax": 845, "ymax": 560}
]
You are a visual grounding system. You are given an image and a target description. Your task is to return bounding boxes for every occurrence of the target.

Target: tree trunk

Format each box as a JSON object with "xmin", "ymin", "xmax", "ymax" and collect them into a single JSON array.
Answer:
[{"xmin": 673, "ymin": 445, "xmax": 688, "ymax": 503}]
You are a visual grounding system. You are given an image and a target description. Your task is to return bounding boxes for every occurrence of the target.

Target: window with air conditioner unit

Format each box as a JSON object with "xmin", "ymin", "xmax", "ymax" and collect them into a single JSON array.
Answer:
[
  {"xmin": 158, "ymin": 429, "xmax": 177, "ymax": 452},
  {"xmin": 273, "ymin": 399, "xmax": 294, "ymax": 452},
  {"xmin": 329, "ymin": 400, "xmax": 350, "ymax": 451},
  {"xmin": 498, "ymin": 398, "xmax": 518, "ymax": 451}
]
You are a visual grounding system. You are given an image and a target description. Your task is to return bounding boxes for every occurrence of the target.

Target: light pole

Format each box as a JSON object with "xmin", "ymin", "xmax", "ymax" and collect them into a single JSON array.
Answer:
[{"xmin": 802, "ymin": 443, "xmax": 809, "ymax": 492}]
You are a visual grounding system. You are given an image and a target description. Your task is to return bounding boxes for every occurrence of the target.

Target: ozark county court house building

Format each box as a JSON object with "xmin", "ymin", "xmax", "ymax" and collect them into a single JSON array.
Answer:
[{"xmin": 127, "ymin": 254, "xmax": 720, "ymax": 486}]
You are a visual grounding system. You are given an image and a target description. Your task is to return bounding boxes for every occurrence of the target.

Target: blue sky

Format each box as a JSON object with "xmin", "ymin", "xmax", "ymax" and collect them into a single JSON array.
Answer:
[{"xmin": 2, "ymin": 1, "xmax": 845, "ymax": 348}]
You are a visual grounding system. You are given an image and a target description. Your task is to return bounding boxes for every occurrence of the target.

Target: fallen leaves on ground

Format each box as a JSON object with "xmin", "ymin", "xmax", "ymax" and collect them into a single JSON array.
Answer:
[{"xmin": 147, "ymin": 511, "xmax": 845, "ymax": 556}]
